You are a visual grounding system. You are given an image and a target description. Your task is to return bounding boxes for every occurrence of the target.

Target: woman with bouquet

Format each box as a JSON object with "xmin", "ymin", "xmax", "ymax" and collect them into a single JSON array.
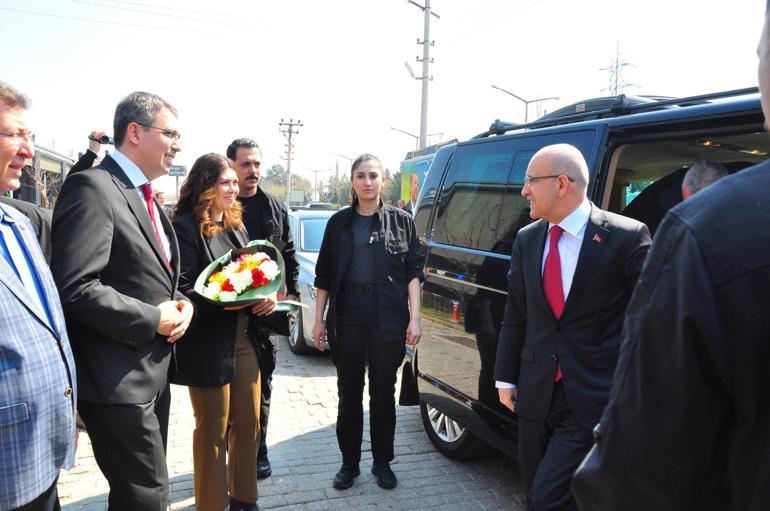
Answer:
[
  {"xmin": 312, "ymin": 153, "xmax": 425, "ymax": 490},
  {"xmin": 172, "ymin": 153, "xmax": 272, "ymax": 511}
]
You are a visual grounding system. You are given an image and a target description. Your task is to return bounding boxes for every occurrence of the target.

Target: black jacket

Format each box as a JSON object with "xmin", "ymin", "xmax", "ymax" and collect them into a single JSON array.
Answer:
[
  {"xmin": 572, "ymin": 162, "xmax": 770, "ymax": 511},
  {"xmin": 171, "ymin": 213, "xmax": 251, "ymax": 387},
  {"xmin": 315, "ymin": 205, "xmax": 425, "ymax": 344},
  {"xmin": 68, "ymin": 149, "xmax": 98, "ymax": 174},
  {"xmin": 238, "ymin": 187, "xmax": 299, "ymax": 297},
  {"xmin": 494, "ymin": 204, "xmax": 650, "ymax": 429},
  {"xmin": 51, "ymin": 156, "xmax": 185, "ymax": 404}
]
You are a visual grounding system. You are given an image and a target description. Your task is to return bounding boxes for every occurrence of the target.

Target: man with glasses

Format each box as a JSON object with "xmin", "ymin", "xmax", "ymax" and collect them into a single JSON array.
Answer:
[
  {"xmin": 494, "ymin": 143, "xmax": 650, "ymax": 511},
  {"xmin": 51, "ymin": 91, "xmax": 193, "ymax": 511},
  {"xmin": 0, "ymin": 81, "xmax": 77, "ymax": 511}
]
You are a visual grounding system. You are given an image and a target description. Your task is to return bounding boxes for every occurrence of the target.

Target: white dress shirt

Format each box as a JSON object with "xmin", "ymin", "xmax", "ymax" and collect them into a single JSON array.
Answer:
[
  {"xmin": 496, "ymin": 199, "xmax": 592, "ymax": 389},
  {"xmin": 110, "ymin": 150, "xmax": 172, "ymax": 264}
]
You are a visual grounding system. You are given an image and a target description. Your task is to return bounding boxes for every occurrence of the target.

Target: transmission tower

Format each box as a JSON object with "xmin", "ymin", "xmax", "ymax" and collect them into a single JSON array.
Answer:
[
  {"xmin": 600, "ymin": 41, "xmax": 635, "ymax": 96},
  {"xmin": 279, "ymin": 118, "xmax": 303, "ymax": 205}
]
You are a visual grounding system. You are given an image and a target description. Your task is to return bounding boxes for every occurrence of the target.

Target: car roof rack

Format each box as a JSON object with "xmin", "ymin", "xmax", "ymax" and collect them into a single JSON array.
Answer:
[{"xmin": 474, "ymin": 86, "xmax": 759, "ymax": 139}]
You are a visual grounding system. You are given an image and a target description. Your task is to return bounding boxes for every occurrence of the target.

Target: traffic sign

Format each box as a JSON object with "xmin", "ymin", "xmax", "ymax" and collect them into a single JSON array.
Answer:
[{"xmin": 169, "ymin": 165, "xmax": 187, "ymax": 177}]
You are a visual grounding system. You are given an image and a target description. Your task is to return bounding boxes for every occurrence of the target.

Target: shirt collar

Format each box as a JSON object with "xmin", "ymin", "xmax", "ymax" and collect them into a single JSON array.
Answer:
[
  {"xmin": 111, "ymin": 149, "xmax": 151, "ymax": 188},
  {"xmin": 0, "ymin": 202, "xmax": 15, "ymax": 224},
  {"xmin": 551, "ymin": 199, "xmax": 591, "ymax": 238}
]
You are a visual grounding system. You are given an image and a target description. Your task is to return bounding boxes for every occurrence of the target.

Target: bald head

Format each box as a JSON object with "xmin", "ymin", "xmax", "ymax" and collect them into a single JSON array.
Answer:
[
  {"xmin": 523, "ymin": 144, "xmax": 590, "ymax": 223},
  {"xmin": 531, "ymin": 144, "xmax": 590, "ymax": 190}
]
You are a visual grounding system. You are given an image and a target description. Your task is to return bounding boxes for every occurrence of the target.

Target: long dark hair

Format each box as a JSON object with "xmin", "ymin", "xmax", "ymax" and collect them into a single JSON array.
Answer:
[
  {"xmin": 350, "ymin": 153, "xmax": 384, "ymax": 209},
  {"xmin": 174, "ymin": 153, "xmax": 243, "ymax": 238}
]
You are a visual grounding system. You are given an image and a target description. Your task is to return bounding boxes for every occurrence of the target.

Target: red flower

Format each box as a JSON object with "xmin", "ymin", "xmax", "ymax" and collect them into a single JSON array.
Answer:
[
  {"xmin": 251, "ymin": 268, "xmax": 268, "ymax": 287},
  {"xmin": 221, "ymin": 279, "xmax": 235, "ymax": 292}
]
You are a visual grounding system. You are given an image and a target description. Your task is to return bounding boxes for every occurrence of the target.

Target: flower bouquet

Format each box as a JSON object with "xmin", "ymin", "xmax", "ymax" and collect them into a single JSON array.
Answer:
[{"xmin": 194, "ymin": 240, "xmax": 302, "ymax": 313}]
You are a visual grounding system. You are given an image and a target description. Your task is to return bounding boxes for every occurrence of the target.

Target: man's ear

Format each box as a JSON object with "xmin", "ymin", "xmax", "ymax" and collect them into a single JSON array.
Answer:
[{"xmin": 125, "ymin": 123, "xmax": 142, "ymax": 146}]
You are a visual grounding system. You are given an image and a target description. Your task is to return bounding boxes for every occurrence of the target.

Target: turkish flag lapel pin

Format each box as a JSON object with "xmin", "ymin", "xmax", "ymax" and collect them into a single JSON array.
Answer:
[{"xmin": 593, "ymin": 233, "xmax": 603, "ymax": 244}]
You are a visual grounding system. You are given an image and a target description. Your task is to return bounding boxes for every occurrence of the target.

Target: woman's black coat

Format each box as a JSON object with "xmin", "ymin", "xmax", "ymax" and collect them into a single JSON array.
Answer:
[
  {"xmin": 314, "ymin": 205, "xmax": 425, "ymax": 346},
  {"xmin": 171, "ymin": 213, "xmax": 251, "ymax": 387}
]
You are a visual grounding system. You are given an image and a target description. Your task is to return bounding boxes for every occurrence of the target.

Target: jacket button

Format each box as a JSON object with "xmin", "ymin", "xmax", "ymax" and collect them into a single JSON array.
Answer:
[{"xmin": 64, "ymin": 387, "xmax": 73, "ymax": 397}]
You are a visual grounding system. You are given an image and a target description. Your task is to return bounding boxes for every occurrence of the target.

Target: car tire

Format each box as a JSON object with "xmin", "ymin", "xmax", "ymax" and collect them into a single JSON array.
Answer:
[
  {"xmin": 288, "ymin": 310, "xmax": 313, "ymax": 355},
  {"xmin": 420, "ymin": 401, "xmax": 490, "ymax": 460}
]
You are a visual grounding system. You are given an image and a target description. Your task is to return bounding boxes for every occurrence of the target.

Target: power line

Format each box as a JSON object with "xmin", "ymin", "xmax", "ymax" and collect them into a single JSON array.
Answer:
[
  {"xmin": 68, "ymin": 0, "xmax": 256, "ymax": 29},
  {"xmin": 97, "ymin": 0, "xmax": 244, "ymax": 19},
  {"xmin": 0, "ymin": 6, "xmax": 211, "ymax": 33},
  {"xmin": 445, "ymin": 0, "xmax": 548, "ymax": 47}
]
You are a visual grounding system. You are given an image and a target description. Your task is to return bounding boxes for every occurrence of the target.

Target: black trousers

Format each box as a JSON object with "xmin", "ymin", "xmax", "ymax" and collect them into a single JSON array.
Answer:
[
  {"xmin": 332, "ymin": 320, "xmax": 405, "ymax": 465},
  {"xmin": 518, "ymin": 382, "xmax": 594, "ymax": 511},
  {"xmin": 78, "ymin": 385, "xmax": 171, "ymax": 511},
  {"xmin": 13, "ymin": 477, "xmax": 60, "ymax": 511},
  {"xmin": 255, "ymin": 331, "xmax": 276, "ymax": 457}
]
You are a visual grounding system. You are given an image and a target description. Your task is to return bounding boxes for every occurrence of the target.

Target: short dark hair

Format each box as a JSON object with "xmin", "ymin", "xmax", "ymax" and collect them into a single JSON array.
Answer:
[
  {"xmin": 226, "ymin": 138, "xmax": 260, "ymax": 160},
  {"xmin": 113, "ymin": 91, "xmax": 177, "ymax": 148},
  {"xmin": 0, "ymin": 81, "xmax": 29, "ymax": 109},
  {"xmin": 682, "ymin": 160, "xmax": 728, "ymax": 195}
]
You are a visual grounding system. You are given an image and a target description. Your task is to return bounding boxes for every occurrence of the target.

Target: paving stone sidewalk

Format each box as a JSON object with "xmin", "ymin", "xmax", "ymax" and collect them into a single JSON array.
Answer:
[{"xmin": 58, "ymin": 337, "xmax": 526, "ymax": 510}]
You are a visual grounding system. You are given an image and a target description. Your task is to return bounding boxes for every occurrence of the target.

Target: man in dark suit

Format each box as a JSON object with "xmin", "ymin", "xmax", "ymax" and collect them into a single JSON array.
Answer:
[
  {"xmin": 494, "ymin": 143, "xmax": 650, "ymax": 511},
  {"xmin": 571, "ymin": 5, "xmax": 770, "ymax": 510},
  {"xmin": 51, "ymin": 91, "xmax": 193, "ymax": 511}
]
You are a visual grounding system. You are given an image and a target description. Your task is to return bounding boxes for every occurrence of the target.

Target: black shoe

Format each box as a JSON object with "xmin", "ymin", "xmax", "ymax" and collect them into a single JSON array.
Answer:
[
  {"xmin": 229, "ymin": 496, "xmax": 259, "ymax": 511},
  {"xmin": 333, "ymin": 462, "xmax": 360, "ymax": 490},
  {"xmin": 257, "ymin": 455, "xmax": 272, "ymax": 479},
  {"xmin": 371, "ymin": 461, "xmax": 397, "ymax": 489}
]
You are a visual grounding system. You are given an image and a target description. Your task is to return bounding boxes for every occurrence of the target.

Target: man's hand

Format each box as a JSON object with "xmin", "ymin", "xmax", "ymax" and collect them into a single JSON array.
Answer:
[
  {"xmin": 157, "ymin": 300, "xmax": 183, "ymax": 336},
  {"xmin": 88, "ymin": 130, "xmax": 107, "ymax": 153},
  {"xmin": 167, "ymin": 300, "xmax": 193, "ymax": 343},
  {"xmin": 250, "ymin": 292, "xmax": 278, "ymax": 316},
  {"xmin": 498, "ymin": 387, "xmax": 518, "ymax": 413},
  {"xmin": 405, "ymin": 318, "xmax": 422, "ymax": 346},
  {"xmin": 312, "ymin": 320, "xmax": 327, "ymax": 351}
]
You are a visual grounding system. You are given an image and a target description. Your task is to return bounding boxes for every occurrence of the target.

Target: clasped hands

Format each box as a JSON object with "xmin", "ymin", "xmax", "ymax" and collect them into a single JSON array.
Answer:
[{"xmin": 157, "ymin": 300, "xmax": 194, "ymax": 343}]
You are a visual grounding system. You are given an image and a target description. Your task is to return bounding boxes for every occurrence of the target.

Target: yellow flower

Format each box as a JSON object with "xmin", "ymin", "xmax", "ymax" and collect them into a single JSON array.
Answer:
[{"xmin": 208, "ymin": 271, "xmax": 228, "ymax": 285}]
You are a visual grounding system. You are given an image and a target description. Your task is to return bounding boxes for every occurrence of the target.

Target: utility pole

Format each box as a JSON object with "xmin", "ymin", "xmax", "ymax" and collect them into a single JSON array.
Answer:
[
  {"xmin": 279, "ymin": 118, "xmax": 303, "ymax": 205},
  {"xmin": 303, "ymin": 167, "xmax": 332, "ymax": 202},
  {"xmin": 406, "ymin": 0, "xmax": 439, "ymax": 150}
]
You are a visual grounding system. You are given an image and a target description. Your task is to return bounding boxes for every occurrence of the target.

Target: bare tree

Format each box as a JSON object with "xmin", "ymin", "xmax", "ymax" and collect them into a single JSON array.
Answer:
[{"xmin": 25, "ymin": 159, "xmax": 61, "ymax": 209}]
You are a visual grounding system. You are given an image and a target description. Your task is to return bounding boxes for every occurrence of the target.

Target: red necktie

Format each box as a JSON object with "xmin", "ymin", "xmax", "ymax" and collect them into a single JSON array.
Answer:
[
  {"xmin": 140, "ymin": 183, "xmax": 171, "ymax": 271},
  {"xmin": 543, "ymin": 225, "xmax": 564, "ymax": 381}
]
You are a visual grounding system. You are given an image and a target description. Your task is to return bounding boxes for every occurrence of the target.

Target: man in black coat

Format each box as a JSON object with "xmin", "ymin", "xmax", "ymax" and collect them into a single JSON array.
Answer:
[
  {"xmin": 227, "ymin": 137, "xmax": 300, "ymax": 478},
  {"xmin": 571, "ymin": 6, "xmax": 770, "ymax": 511},
  {"xmin": 51, "ymin": 91, "xmax": 193, "ymax": 511},
  {"xmin": 494, "ymin": 143, "xmax": 650, "ymax": 511}
]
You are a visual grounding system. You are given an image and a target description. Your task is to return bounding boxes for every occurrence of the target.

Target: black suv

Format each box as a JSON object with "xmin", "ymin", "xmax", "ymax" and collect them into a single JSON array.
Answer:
[{"xmin": 411, "ymin": 88, "xmax": 769, "ymax": 460}]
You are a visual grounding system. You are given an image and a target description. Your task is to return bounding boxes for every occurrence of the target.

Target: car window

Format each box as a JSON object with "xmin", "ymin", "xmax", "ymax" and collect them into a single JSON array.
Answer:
[
  {"xmin": 300, "ymin": 217, "xmax": 330, "ymax": 252},
  {"xmin": 431, "ymin": 131, "xmax": 597, "ymax": 253}
]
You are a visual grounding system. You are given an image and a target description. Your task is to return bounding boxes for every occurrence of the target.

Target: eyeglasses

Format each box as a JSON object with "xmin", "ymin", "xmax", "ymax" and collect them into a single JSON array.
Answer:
[
  {"xmin": 0, "ymin": 130, "xmax": 34, "ymax": 145},
  {"xmin": 524, "ymin": 174, "xmax": 575, "ymax": 185},
  {"xmin": 136, "ymin": 122, "xmax": 182, "ymax": 141}
]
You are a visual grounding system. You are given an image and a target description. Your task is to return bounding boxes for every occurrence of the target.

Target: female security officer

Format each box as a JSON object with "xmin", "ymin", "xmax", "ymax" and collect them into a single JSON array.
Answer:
[{"xmin": 312, "ymin": 153, "xmax": 424, "ymax": 491}]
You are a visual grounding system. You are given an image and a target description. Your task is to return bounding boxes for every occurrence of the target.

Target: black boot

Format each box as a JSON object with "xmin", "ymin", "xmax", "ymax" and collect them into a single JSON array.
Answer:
[
  {"xmin": 371, "ymin": 461, "xmax": 397, "ymax": 489},
  {"xmin": 257, "ymin": 448, "xmax": 272, "ymax": 479},
  {"xmin": 333, "ymin": 462, "xmax": 360, "ymax": 490},
  {"xmin": 229, "ymin": 496, "xmax": 259, "ymax": 511}
]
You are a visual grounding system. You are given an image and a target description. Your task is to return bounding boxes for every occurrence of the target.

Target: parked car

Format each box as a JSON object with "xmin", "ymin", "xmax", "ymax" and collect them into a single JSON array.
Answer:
[
  {"xmin": 286, "ymin": 209, "xmax": 335, "ymax": 354},
  {"xmin": 410, "ymin": 87, "xmax": 769, "ymax": 460}
]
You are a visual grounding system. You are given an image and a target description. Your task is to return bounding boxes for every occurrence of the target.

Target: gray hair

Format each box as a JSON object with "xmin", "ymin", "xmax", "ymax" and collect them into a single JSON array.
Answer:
[
  {"xmin": 682, "ymin": 160, "xmax": 728, "ymax": 196},
  {"xmin": 0, "ymin": 81, "xmax": 29, "ymax": 109},
  {"xmin": 113, "ymin": 91, "xmax": 177, "ymax": 147}
]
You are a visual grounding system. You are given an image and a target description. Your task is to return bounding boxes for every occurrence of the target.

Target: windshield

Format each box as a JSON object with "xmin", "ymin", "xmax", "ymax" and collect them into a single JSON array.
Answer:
[{"xmin": 300, "ymin": 217, "xmax": 330, "ymax": 252}]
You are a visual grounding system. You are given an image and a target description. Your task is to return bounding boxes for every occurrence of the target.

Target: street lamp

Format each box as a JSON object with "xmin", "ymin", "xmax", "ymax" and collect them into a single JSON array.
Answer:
[
  {"xmin": 303, "ymin": 167, "xmax": 333, "ymax": 202},
  {"xmin": 491, "ymin": 85, "xmax": 560, "ymax": 123},
  {"xmin": 390, "ymin": 126, "xmax": 443, "ymax": 150}
]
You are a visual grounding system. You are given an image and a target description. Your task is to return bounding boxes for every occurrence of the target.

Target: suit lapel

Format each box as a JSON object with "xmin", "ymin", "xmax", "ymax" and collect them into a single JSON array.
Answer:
[
  {"xmin": 530, "ymin": 220, "xmax": 553, "ymax": 316},
  {"xmin": 0, "ymin": 206, "xmax": 59, "ymax": 336},
  {"xmin": 563, "ymin": 204, "xmax": 609, "ymax": 313},
  {"xmin": 105, "ymin": 157, "xmax": 173, "ymax": 282}
]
